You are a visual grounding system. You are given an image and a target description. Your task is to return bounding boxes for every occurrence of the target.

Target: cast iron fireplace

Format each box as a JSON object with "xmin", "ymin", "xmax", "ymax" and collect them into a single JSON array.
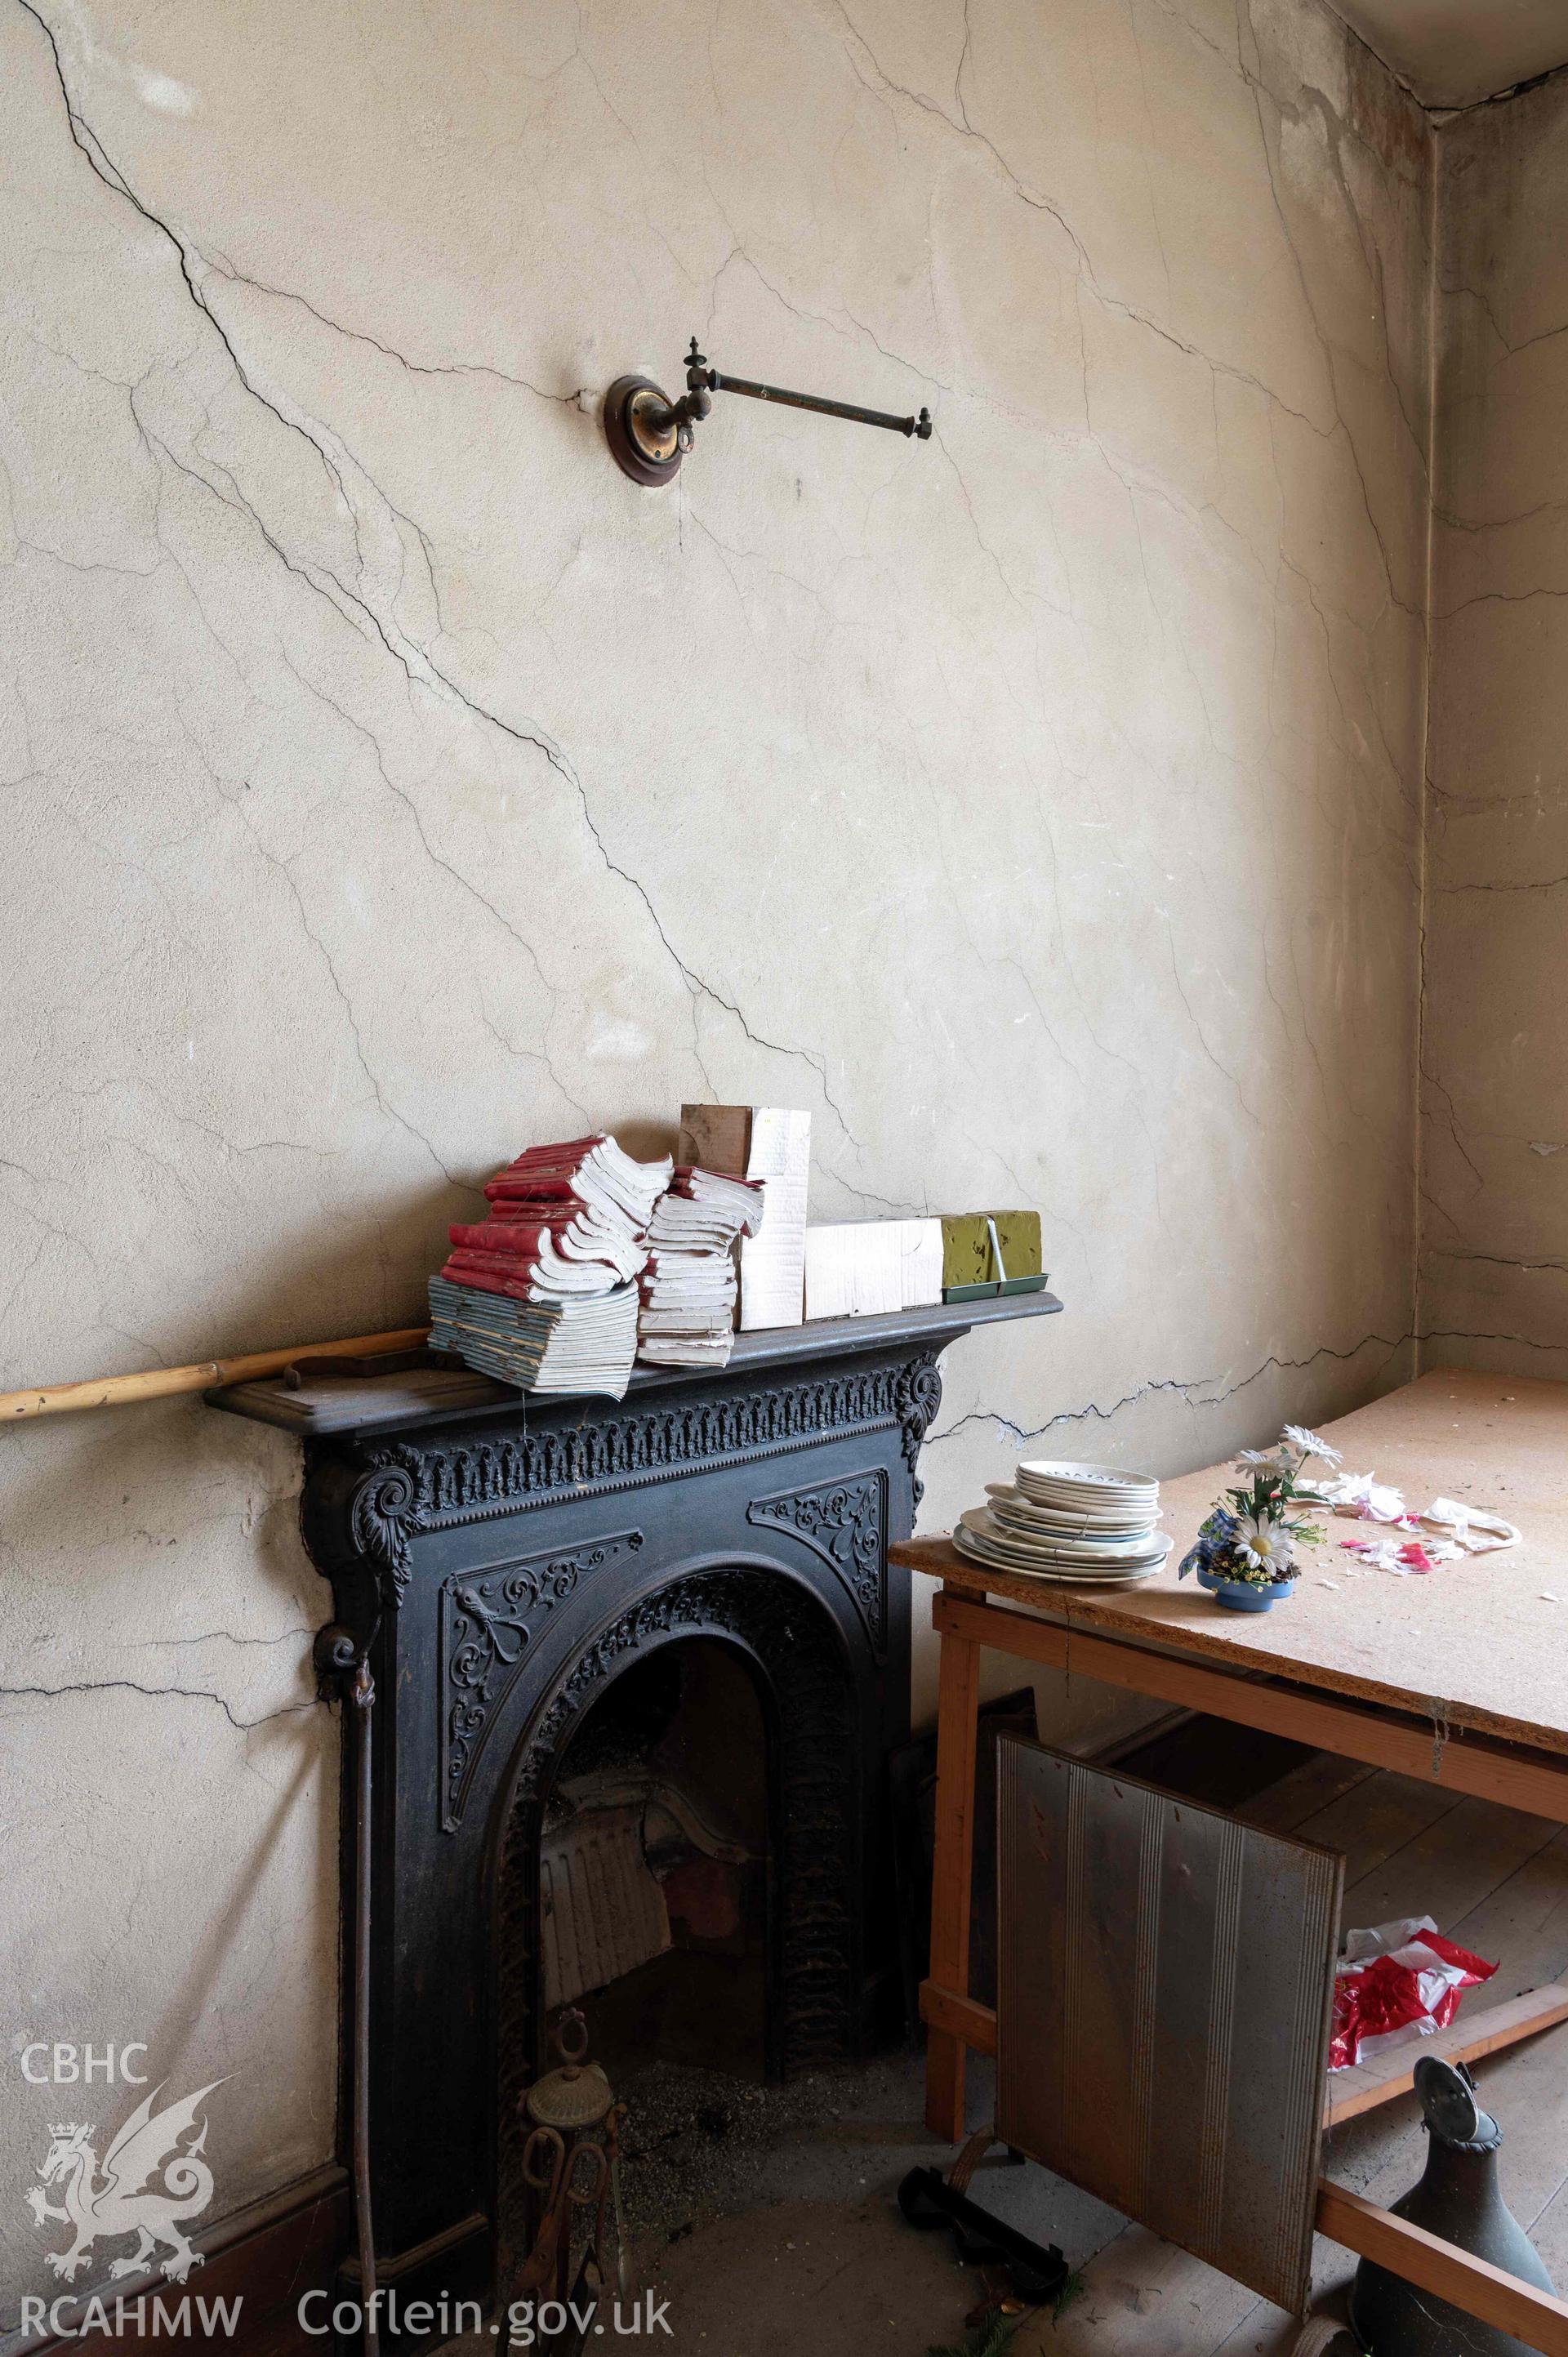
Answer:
[{"xmin": 214, "ymin": 1293, "xmax": 1058, "ymax": 2347}]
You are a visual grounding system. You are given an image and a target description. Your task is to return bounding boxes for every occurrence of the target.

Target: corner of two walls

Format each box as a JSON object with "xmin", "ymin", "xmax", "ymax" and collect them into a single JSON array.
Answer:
[
  {"xmin": 1419, "ymin": 72, "xmax": 1568, "ymax": 1380},
  {"xmin": 0, "ymin": 0, "xmax": 1437, "ymax": 2287}
]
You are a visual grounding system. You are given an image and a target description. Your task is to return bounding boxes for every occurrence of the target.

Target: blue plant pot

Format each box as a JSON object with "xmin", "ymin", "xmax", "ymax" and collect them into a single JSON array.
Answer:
[{"xmin": 1196, "ymin": 1567, "xmax": 1296, "ymax": 1613}]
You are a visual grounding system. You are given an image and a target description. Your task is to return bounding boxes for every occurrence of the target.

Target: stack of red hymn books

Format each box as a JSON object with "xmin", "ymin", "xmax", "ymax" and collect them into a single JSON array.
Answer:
[
  {"xmin": 428, "ymin": 1134, "xmax": 671, "ymax": 1398},
  {"xmin": 638, "ymin": 1167, "xmax": 764, "ymax": 1366}
]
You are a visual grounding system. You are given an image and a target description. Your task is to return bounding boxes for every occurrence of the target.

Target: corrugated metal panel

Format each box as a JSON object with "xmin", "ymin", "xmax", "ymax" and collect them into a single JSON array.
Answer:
[{"xmin": 996, "ymin": 1736, "xmax": 1342, "ymax": 2315}]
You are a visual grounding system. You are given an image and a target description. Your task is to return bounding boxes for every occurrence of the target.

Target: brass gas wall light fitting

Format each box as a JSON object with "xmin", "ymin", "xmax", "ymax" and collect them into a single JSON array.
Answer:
[{"xmin": 604, "ymin": 337, "xmax": 933, "ymax": 487}]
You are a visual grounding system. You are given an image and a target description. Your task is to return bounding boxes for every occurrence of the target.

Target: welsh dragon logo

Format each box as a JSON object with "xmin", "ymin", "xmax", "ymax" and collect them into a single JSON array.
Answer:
[{"xmin": 26, "ymin": 2081, "xmax": 223, "ymax": 2285}]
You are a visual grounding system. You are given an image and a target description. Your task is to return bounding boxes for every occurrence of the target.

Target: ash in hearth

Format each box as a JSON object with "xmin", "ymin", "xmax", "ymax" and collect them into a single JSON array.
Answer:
[{"xmin": 612, "ymin": 2052, "xmax": 956, "ymax": 2253}]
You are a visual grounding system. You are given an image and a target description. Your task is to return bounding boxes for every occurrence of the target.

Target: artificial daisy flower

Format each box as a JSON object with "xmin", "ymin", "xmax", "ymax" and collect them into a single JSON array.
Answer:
[
  {"xmin": 1283, "ymin": 1424, "xmax": 1343, "ymax": 1467},
  {"xmin": 1232, "ymin": 1513, "xmax": 1297, "ymax": 1577}
]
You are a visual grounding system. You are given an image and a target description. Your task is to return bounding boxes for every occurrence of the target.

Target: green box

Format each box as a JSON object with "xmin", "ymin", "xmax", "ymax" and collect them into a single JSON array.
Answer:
[{"xmin": 939, "ymin": 1210, "xmax": 1044, "ymax": 1298}]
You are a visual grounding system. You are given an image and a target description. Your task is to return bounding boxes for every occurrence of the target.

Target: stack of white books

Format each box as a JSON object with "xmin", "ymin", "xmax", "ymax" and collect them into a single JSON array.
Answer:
[
  {"xmin": 638, "ymin": 1168, "xmax": 765, "ymax": 1366},
  {"xmin": 429, "ymin": 1276, "xmax": 644, "ymax": 1397},
  {"xmin": 677, "ymin": 1105, "xmax": 811, "ymax": 1330}
]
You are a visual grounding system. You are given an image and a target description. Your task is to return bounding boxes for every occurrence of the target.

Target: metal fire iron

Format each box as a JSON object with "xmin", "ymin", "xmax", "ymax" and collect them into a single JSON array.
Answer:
[
  {"xmin": 604, "ymin": 339, "xmax": 933, "ymax": 486},
  {"xmin": 514, "ymin": 2011, "xmax": 626, "ymax": 2349}
]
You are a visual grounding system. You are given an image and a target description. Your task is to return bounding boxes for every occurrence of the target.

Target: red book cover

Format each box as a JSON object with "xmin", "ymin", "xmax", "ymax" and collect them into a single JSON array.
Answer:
[
  {"xmin": 443, "ymin": 1248, "xmax": 539, "ymax": 1281},
  {"xmin": 495, "ymin": 1135, "xmax": 602, "ymax": 1166},
  {"xmin": 483, "ymin": 1177, "xmax": 589, "ymax": 1205},
  {"xmin": 448, "ymin": 1221, "xmax": 556, "ymax": 1254}
]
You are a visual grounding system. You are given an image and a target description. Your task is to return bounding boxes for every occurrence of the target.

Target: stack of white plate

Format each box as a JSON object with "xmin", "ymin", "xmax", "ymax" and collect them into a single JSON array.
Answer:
[{"xmin": 953, "ymin": 1457, "xmax": 1169, "ymax": 1586}]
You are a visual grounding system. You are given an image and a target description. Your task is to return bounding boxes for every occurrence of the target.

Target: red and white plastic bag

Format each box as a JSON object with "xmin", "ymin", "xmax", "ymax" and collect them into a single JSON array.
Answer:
[{"xmin": 1329, "ymin": 1915, "xmax": 1496, "ymax": 2072}]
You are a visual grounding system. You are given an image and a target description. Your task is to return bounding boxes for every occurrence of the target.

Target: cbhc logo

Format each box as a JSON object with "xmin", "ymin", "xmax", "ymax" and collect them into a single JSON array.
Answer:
[{"xmin": 20, "ymin": 2044, "xmax": 149, "ymax": 2085}]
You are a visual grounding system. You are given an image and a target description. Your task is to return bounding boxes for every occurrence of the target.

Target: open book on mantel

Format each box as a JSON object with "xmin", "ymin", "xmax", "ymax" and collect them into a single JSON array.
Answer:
[{"xmin": 677, "ymin": 1104, "xmax": 809, "ymax": 1330}]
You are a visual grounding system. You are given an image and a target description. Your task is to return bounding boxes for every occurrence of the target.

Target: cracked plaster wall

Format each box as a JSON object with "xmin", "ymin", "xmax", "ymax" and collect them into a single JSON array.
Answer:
[
  {"xmin": 1420, "ymin": 74, "xmax": 1568, "ymax": 1377},
  {"xmin": 0, "ymin": 0, "xmax": 1433, "ymax": 2296}
]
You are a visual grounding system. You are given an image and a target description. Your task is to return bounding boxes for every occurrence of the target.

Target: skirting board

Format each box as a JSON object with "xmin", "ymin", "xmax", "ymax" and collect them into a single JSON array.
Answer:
[{"xmin": 1, "ymin": 2164, "xmax": 349, "ymax": 2357}]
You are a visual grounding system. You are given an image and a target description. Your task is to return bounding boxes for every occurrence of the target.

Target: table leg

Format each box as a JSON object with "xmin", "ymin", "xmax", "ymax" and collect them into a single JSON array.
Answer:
[{"xmin": 926, "ymin": 1613, "xmax": 982, "ymax": 2140}]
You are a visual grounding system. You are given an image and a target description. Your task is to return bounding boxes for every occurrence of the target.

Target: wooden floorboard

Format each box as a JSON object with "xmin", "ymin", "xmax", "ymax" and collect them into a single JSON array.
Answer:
[
  {"xmin": 1013, "ymin": 1753, "xmax": 1568, "ymax": 2356},
  {"xmin": 1243, "ymin": 1754, "xmax": 1568, "ymax": 2025},
  {"xmin": 1341, "ymin": 1789, "xmax": 1561, "ymax": 1933},
  {"xmin": 1236, "ymin": 1753, "xmax": 1376, "ymax": 1836},
  {"xmin": 1009, "ymin": 2218, "xmax": 1262, "ymax": 2355},
  {"xmin": 1449, "ymin": 1823, "xmax": 1568, "ymax": 2004},
  {"xmin": 1299, "ymin": 1770, "xmax": 1462, "ymax": 1887}
]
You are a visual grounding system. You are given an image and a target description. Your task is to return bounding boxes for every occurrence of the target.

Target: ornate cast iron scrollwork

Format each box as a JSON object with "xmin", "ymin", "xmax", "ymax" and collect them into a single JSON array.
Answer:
[
  {"xmin": 349, "ymin": 1455, "xmax": 425, "ymax": 1603},
  {"xmin": 328, "ymin": 1360, "xmax": 911, "ymax": 1541},
  {"xmin": 302, "ymin": 1344, "xmax": 940, "ymax": 1688},
  {"xmin": 746, "ymin": 1472, "xmax": 886, "ymax": 1655},
  {"xmin": 441, "ymin": 1532, "xmax": 644, "ymax": 1831},
  {"xmin": 894, "ymin": 1350, "xmax": 943, "ymax": 1505},
  {"xmin": 311, "ymin": 1619, "xmax": 361, "ymax": 1697},
  {"xmin": 299, "ymin": 1450, "xmax": 427, "ymax": 1694}
]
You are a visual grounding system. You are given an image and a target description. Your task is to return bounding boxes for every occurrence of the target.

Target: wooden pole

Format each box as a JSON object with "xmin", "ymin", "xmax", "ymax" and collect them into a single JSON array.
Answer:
[{"xmin": 0, "ymin": 1329, "xmax": 430, "ymax": 1422}]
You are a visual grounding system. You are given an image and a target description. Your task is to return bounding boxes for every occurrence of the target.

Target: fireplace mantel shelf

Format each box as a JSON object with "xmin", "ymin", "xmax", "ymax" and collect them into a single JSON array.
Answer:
[{"xmin": 206, "ymin": 1289, "xmax": 1062, "ymax": 1438}]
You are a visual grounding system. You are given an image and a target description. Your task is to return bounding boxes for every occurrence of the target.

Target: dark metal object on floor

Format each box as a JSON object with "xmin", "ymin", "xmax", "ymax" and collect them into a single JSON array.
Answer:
[
  {"xmin": 994, "ymin": 1734, "xmax": 1344, "ymax": 2316},
  {"xmin": 1349, "ymin": 2058, "xmax": 1558, "ymax": 2357},
  {"xmin": 897, "ymin": 2161, "xmax": 1067, "ymax": 2306},
  {"xmin": 604, "ymin": 338, "xmax": 933, "ymax": 486},
  {"xmin": 514, "ymin": 2012, "xmax": 626, "ymax": 2340}
]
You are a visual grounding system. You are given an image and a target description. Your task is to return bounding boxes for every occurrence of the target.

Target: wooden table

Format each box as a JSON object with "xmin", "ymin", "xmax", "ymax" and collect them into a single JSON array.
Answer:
[{"xmin": 892, "ymin": 1369, "xmax": 1568, "ymax": 2353}]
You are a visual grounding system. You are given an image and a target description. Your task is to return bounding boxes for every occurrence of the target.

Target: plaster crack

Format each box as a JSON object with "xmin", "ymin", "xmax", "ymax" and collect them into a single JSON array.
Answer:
[
  {"xmin": 1435, "ymin": 586, "xmax": 1568, "ymax": 617},
  {"xmin": 1160, "ymin": 920, "xmax": 1258, "ymax": 1121},
  {"xmin": 1427, "ymin": 1250, "xmax": 1568, "ymax": 1278},
  {"xmin": 563, "ymin": 755, "xmax": 864, "ymax": 1146},
  {"xmin": 479, "ymin": 1009, "xmax": 592, "ymax": 1128},
  {"xmin": 140, "ymin": 1626, "xmax": 315, "ymax": 1651},
  {"xmin": 1420, "ymin": 1062, "xmax": 1483, "ymax": 1192},
  {"xmin": 928, "ymin": 1330, "xmax": 1409, "ymax": 1447},
  {"xmin": 19, "ymin": 5, "xmax": 871, "ymax": 1156},
  {"xmin": 18, "ymin": 2, "xmax": 442, "ymax": 699},
  {"xmin": 1422, "ymin": 1328, "xmax": 1568, "ymax": 1354},
  {"xmin": 219, "ymin": 787, "xmax": 468, "ymax": 1188},
  {"xmin": 0, "ymin": 1678, "xmax": 314, "ymax": 1731},
  {"xmin": 1434, "ymin": 872, "xmax": 1568, "ymax": 894},
  {"xmin": 198, "ymin": 256, "xmax": 593, "ymax": 412}
]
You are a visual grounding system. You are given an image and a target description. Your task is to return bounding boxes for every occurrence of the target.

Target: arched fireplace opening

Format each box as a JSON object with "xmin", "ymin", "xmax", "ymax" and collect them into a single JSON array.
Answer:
[
  {"xmin": 541, "ymin": 1637, "xmax": 773, "ymax": 2083},
  {"xmin": 492, "ymin": 1563, "xmax": 866, "ymax": 2287}
]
